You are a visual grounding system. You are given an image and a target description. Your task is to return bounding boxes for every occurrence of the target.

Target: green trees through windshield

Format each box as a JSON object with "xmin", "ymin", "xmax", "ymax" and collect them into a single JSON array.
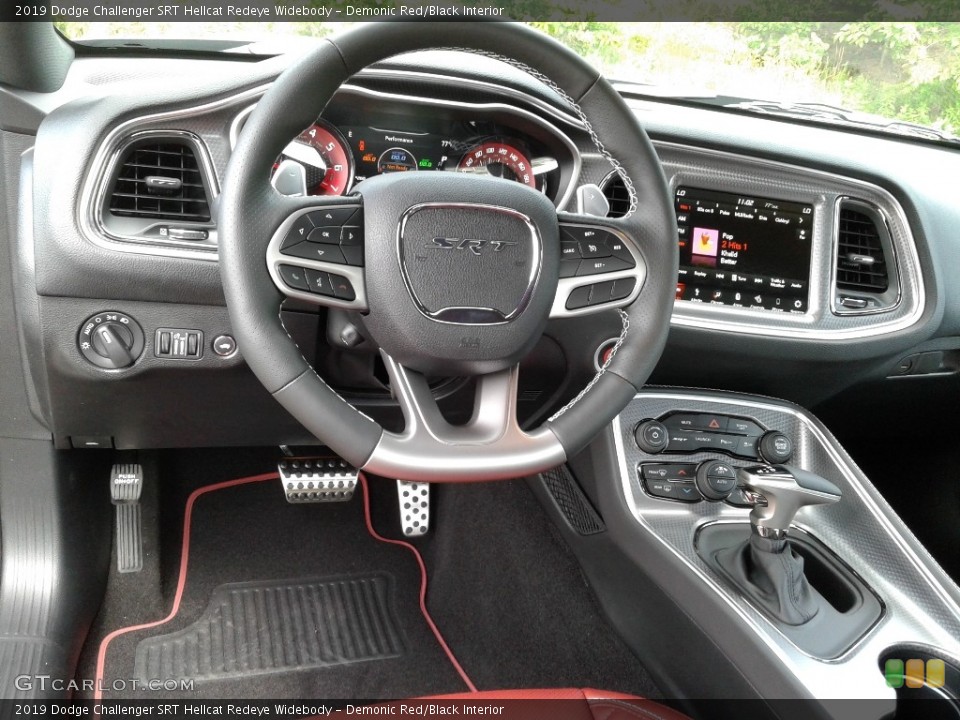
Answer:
[{"xmin": 56, "ymin": 21, "xmax": 960, "ymax": 137}]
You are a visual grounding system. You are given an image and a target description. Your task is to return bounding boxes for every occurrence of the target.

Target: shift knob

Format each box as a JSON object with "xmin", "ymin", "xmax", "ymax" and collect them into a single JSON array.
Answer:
[{"xmin": 736, "ymin": 464, "xmax": 841, "ymax": 539}]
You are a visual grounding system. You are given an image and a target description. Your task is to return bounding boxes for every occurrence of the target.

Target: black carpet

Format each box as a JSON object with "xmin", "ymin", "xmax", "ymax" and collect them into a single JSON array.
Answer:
[
  {"xmin": 419, "ymin": 478, "xmax": 662, "ymax": 698},
  {"xmin": 79, "ymin": 450, "xmax": 466, "ymax": 700},
  {"xmin": 79, "ymin": 448, "xmax": 661, "ymax": 700}
]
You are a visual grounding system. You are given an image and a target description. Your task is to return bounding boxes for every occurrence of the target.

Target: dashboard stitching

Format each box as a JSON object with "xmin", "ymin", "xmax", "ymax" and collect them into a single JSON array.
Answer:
[{"xmin": 548, "ymin": 308, "xmax": 629, "ymax": 421}]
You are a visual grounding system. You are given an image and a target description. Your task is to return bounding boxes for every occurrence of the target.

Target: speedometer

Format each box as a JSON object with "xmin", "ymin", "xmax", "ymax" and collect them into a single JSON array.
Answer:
[
  {"xmin": 276, "ymin": 120, "xmax": 353, "ymax": 196},
  {"xmin": 457, "ymin": 141, "xmax": 537, "ymax": 189}
]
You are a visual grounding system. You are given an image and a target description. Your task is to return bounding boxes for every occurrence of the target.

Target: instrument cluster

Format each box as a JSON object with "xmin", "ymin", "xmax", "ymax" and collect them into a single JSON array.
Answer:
[{"xmin": 272, "ymin": 115, "xmax": 560, "ymax": 199}]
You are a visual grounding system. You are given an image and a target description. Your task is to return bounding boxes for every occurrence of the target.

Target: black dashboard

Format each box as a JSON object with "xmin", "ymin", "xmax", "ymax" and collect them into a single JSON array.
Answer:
[{"xmin": 4, "ymin": 47, "xmax": 960, "ymax": 452}]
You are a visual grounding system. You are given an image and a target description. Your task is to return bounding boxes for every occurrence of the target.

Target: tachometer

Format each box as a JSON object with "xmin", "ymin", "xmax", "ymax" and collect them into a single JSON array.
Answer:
[
  {"xmin": 276, "ymin": 120, "xmax": 352, "ymax": 196},
  {"xmin": 457, "ymin": 141, "xmax": 537, "ymax": 189}
]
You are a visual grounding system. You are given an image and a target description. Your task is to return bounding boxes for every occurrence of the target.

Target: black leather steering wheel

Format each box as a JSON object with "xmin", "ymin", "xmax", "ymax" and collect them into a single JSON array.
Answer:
[{"xmin": 219, "ymin": 22, "xmax": 677, "ymax": 482}]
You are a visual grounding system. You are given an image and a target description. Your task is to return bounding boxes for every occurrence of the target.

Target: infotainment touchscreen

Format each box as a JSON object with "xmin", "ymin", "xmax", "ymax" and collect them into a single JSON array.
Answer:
[{"xmin": 674, "ymin": 187, "xmax": 813, "ymax": 313}]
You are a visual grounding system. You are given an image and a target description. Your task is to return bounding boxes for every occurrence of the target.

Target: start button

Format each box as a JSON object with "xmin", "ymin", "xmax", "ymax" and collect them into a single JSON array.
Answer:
[{"xmin": 594, "ymin": 337, "xmax": 620, "ymax": 371}]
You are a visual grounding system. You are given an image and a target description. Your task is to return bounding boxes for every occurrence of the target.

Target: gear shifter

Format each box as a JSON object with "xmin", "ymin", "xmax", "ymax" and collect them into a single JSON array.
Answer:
[
  {"xmin": 713, "ymin": 464, "xmax": 842, "ymax": 626},
  {"xmin": 738, "ymin": 464, "xmax": 842, "ymax": 539}
]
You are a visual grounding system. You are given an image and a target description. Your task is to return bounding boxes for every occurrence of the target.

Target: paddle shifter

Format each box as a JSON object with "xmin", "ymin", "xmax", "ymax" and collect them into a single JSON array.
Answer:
[{"xmin": 714, "ymin": 465, "xmax": 842, "ymax": 625}]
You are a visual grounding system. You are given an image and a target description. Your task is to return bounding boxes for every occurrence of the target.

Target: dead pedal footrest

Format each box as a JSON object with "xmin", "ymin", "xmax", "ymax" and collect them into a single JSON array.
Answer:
[{"xmin": 279, "ymin": 456, "xmax": 358, "ymax": 503}]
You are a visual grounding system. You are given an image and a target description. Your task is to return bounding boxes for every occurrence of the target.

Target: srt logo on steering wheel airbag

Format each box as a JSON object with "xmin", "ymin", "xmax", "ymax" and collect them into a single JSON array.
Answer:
[{"xmin": 428, "ymin": 237, "xmax": 518, "ymax": 255}]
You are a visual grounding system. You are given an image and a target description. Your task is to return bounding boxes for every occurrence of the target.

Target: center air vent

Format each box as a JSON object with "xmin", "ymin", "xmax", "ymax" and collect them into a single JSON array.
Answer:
[
  {"xmin": 601, "ymin": 172, "xmax": 631, "ymax": 218},
  {"xmin": 833, "ymin": 199, "xmax": 899, "ymax": 314},
  {"xmin": 108, "ymin": 138, "xmax": 211, "ymax": 222},
  {"xmin": 837, "ymin": 205, "xmax": 888, "ymax": 292}
]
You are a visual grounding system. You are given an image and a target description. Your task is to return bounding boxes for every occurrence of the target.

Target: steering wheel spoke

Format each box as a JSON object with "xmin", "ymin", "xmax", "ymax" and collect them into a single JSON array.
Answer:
[
  {"xmin": 362, "ymin": 353, "xmax": 565, "ymax": 482},
  {"xmin": 551, "ymin": 213, "xmax": 647, "ymax": 318},
  {"xmin": 266, "ymin": 197, "xmax": 367, "ymax": 311}
]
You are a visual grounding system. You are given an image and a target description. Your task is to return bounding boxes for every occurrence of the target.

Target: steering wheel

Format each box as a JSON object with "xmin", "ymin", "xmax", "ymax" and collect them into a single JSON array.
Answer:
[{"xmin": 219, "ymin": 22, "xmax": 677, "ymax": 482}]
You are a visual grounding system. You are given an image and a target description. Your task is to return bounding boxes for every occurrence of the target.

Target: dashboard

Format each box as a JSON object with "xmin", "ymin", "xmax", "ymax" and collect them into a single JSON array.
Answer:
[{"xmin": 6, "ymin": 48, "xmax": 959, "ymax": 452}]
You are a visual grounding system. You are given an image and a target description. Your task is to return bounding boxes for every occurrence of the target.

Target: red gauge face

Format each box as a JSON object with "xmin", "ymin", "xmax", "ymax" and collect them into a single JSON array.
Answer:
[
  {"xmin": 276, "ymin": 121, "xmax": 353, "ymax": 196},
  {"xmin": 457, "ymin": 141, "xmax": 537, "ymax": 189}
]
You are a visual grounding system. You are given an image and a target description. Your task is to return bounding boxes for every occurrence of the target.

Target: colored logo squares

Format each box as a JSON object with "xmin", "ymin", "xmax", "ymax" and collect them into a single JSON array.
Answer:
[{"xmin": 885, "ymin": 658, "xmax": 946, "ymax": 689}]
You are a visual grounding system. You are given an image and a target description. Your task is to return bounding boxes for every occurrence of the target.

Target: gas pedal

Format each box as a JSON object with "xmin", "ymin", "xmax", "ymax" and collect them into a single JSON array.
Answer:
[
  {"xmin": 110, "ymin": 463, "xmax": 144, "ymax": 573},
  {"xmin": 279, "ymin": 456, "xmax": 358, "ymax": 503},
  {"xmin": 397, "ymin": 480, "xmax": 430, "ymax": 537}
]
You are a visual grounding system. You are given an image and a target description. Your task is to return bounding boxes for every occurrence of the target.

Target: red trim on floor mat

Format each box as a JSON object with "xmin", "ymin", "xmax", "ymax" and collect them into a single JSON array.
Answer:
[
  {"xmin": 94, "ymin": 471, "xmax": 279, "ymax": 701},
  {"xmin": 93, "ymin": 470, "xmax": 476, "ymax": 699},
  {"xmin": 358, "ymin": 472, "xmax": 477, "ymax": 693}
]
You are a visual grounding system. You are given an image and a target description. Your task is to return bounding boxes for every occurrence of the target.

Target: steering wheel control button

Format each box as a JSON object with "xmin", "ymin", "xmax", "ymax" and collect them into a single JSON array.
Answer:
[
  {"xmin": 278, "ymin": 264, "xmax": 309, "ymax": 291},
  {"xmin": 212, "ymin": 335, "xmax": 237, "ymax": 357},
  {"xmin": 78, "ymin": 311, "xmax": 145, "ymax": 369},
  {"xmin": 281, "ymin": 215, "xmax": 314, "ymax": 250},
  {"xmin": 341, "ymin": 244, "xmax": 363, "ymax": 266},
  {"xmin": 284, "ymin": 241, "xmax": 347, "ymax": 265},
  {"xmin": 340, "ymin": 226, "xmax": 362, "ymax": 245},
  {"xmin": 576, "ymin": 255, "xmax": 634, "ymax": 276},
  {"xmin": 610, "ymin": 277, "xmax": 637, "ymax": 301},
  {"xmin": 759, "ymin": 431, "xmax": 794, "ymax": 464},
  {"xmin": 696, "ymin": 460, "xmax": 738, "ymax": 501},
  {"xmin": 635, "ymin": 420, "xmax": 669, "ymax": 453},
  {"xmin": 565, "ymin": 285, "xmax": 593, "ymax": 310},
  {"xmin": 154, "ymin": 329, "xmax": 203, "ymax": 359},
  {"xmin": 304, "ymin": 269, "xmax": 335, "ymax": 296},
  {"xmin": 307, "ymin": 206, "xmax": 358, "ymax": 227},
  {"xmin": 307, "ymin": 226, "xmax": 340, "ymax": 244},
  {"xmin": 329, "ymin": 274, "xmax": 356, "ymax": 301},
  {"xmin": 559, "ymin": 259, "xmax": 580, "ymax": 278}
]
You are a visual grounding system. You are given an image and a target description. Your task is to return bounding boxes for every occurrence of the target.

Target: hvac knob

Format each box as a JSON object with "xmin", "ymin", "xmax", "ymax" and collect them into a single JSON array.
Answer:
[
  {"xmin": 696, "ymin": 460, "xmax": 737, "ymax": 501},
  {"xmin": 758, "ymin": 431, "xmax": 794, "ymax": 464},
  {"xmin": 78, "ymin": 311, "xmax": 145, "ymax": 369}
]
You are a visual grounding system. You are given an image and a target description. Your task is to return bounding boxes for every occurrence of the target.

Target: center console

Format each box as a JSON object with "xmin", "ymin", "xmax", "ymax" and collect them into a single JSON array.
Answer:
[{"xmin": 536, "ymin": 388, "xmax": 960, "ymax": 718}]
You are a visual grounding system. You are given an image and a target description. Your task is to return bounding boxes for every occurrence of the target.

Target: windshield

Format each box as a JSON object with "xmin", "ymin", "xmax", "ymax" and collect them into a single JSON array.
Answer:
[{"xmin": 57, "ymin": 21, "xmax": 960, "ymax": 143}]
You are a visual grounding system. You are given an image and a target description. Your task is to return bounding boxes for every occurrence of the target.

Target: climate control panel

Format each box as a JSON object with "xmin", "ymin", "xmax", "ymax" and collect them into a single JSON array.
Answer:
[{"xmin": 634, "ymin": 409, "xmax": 794, "ymax": 506}]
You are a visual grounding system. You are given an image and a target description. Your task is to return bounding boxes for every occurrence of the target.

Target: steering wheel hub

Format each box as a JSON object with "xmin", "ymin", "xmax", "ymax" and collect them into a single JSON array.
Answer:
[{"xmin": 356, "ymin": 171, "xmax": 559, "ymax": 376}]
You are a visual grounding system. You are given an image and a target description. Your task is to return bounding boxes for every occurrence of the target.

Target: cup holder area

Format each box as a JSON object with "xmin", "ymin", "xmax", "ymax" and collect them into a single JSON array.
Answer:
[{"xmin": 879, "ymin": 646, "xmax": 960, "ymax": 718}]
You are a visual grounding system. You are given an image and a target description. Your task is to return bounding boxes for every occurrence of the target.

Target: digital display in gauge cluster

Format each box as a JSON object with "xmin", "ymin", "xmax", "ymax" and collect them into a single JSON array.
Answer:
[
  {"xmin": 273, "ymin": 118, "xmax": 545, "ymax": 198},
  {"xmin": 674, "ymin": 187, "xmax": 814, "ymax": 314},
  {"xmin": 340, "ymin": 125, "xmax": 539, "ymax": 189}
]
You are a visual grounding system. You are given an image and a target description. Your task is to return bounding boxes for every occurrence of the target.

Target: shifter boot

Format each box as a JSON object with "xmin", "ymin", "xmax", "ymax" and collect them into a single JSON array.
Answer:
[{"xmin": 715, "ymin": 533, "xmax": 820, "ymax": 626}]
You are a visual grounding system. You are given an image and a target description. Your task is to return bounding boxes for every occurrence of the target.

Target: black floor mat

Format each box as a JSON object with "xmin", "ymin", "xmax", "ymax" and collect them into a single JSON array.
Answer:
[
  {"xmin": 84, "ymin": 469, "xmax": 467, "ymax": 700},
  {"xmin": 134, "ymin": 574, "xmax": 404, "ymax": 683}
]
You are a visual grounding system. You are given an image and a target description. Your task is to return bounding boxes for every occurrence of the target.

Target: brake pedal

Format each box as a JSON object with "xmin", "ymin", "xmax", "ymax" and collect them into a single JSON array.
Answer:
[
  {"xmin": 279, "ymin": 457, "xmax": 358, "ymax": 503},
  {"xmin": 110, "ymin": 463, "xmax": 144, "ymax": 573},
  {"xmin": 397, "ymin": 480, "xmax": 430, "ymax": 536}
]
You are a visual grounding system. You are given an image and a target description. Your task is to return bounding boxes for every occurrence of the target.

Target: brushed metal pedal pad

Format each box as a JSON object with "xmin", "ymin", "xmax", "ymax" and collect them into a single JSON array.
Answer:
[
  {"xmin": 279, "ymin": 457, "xmax": 358, "ymax": 503},
  {"xmin": 110, "ymin": 463, "xmax": 144, "ymax": 573},
  {"xmin": 397, "ymin": 480, "xmax": 430, "ymax": 536}
]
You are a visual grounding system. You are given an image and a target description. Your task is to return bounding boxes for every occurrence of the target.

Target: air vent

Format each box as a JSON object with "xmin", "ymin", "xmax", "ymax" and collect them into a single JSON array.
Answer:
[
  {"xmin": 836, "ymin": 205, "xmax": 888, "ymax": 293},
  {"xmin": 108, "ymin": 139, "xmax": 211, "ymax": 222},
  {"xmin": 601, "ymin": 173, "xmax": 631, "ymax": 218}
]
